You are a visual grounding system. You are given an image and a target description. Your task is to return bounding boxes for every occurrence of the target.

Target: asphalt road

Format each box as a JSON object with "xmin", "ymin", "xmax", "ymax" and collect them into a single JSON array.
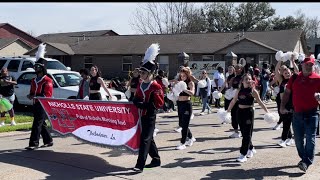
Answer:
[{"xmin": 0, "ymin": 101, "xmax": 319, "ymax": 180}]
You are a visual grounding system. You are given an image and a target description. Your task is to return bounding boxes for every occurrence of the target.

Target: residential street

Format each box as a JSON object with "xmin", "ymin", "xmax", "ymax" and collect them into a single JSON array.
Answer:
[{"xmin": 0, "ymin": 101, "xmax": 319, "ymax": 180}]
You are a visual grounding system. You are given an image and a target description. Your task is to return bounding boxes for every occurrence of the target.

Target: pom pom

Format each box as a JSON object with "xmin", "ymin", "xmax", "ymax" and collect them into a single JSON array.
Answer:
[
  {"xmin": 275, "ymin": 51, "xmax": 284, "ymax": 61},
  {"xmin": 317, "ymin": 53, "xmax": 320, "ymax": 60},
  {"xmin": 142, "ymin": 43, "xmax": 160, "ymax": 65},
  {"xmin": 125, "ymin": 89, "xmax": 131, "ymax": 99},
  {"xmin": 35, "ymin": 43, "xmax": 46, "ymax": 61},
  {"xmin": 298, "ymin": 53, "xmax": 305, "ymax": 62},
  {"xmin": 167, "ymin": 92, "xmax": 178, "ymax": 102},
  {"xmin": 224, "ymin": 88, "xmax": 236, "ymax": 100},
  {"xmin": 162, "ymin": 78, "xmax": 169, "ymax": 87},
  {"xmin": 212, "ymin": 90, "xmax": 222, "ymax": 99},
  {"xmin": 293, "ymin": 52, "xmax": 299, "ymax": 60},
  {"xmin": 264, "ymin": 112, "xmax": 280, "ymax": 124},
  {"xmin": 283, "ymin": 51, "xmax": 293, "ymax": 62},
  {"xmin": 273, "ymin": 86, "xmax": 280, "ymax": 97},
  {"xmin": 172, "ymin": 81, "xmax": 187, "ymax": 96},
  {"xmin": 0, "ymin": 98, "xmax": 13, "ymax": 113},
  {"xmin": 217, "ymin": 109, "xmax": 231, "ymax": 124},
  {"xmin": 197, "ymin": 79, "xmax": 207, "ymax": 88}
]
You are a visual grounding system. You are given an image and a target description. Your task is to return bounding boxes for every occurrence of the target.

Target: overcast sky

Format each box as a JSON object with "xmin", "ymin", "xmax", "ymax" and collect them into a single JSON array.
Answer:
[{"xmin": 0, "ymin": 3, "xmax": 319, "ymax": 36}]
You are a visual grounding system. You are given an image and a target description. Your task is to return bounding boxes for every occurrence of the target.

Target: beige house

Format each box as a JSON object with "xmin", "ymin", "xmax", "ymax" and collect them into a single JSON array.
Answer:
[
  {"xmin": 25, "ymin": 29, "xmax": 308, "ymax": 79},
  {"xmin": 0, "ymin": 38, "xmax": 33, "ymax": 56}
]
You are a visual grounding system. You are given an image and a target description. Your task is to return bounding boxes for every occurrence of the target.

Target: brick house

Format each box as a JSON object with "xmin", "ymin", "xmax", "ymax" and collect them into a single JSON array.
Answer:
[{"xmin": 25, "ymin": 29, "xmax": 308, "ymax": 80}]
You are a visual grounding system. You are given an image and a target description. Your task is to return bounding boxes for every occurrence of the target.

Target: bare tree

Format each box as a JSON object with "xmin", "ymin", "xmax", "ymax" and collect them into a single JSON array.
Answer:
[
  {"xmin": 129, "ymin": 3, "xmax": 205, "ymax": 34},
  {"xmin": 295, "ymin": 9, "xmax": 320, "ymax": 38},
  {"xmin": 27, "ymin": 30, "xmax": 36, "ymax": 37}
]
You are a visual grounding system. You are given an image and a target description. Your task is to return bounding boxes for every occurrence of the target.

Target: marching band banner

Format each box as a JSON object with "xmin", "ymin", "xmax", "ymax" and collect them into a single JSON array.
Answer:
[
  {"xmin": 189, "ymin": 61, "xmax": 225, "ymax": 78},
  {"xmin": 37, "ymin": 98, "xmax": 141, "ymax": 152}
]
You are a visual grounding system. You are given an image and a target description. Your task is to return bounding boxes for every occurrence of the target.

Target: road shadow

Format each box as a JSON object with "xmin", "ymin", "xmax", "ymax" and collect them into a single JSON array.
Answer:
[
  {"xmin": 101, "ymin": 148, "xmax": 135, "ymax": 157},
  {"xmin": 202, "ymin": 165, "xmax": 304, "ymax": 180},
  {"xmin": 0, "ymin": 148, "xmax": 132, "ymax": 180}
]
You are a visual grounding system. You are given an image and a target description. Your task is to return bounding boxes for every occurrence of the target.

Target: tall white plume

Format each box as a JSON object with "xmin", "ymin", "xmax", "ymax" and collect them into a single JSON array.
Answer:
[
  {"xmin": 35, "ymin": 43, "xmax": 46, "ymax": 61},
  {"xmin": 142, "ymin": 43, "xmax": 160, "ymax": 65}
]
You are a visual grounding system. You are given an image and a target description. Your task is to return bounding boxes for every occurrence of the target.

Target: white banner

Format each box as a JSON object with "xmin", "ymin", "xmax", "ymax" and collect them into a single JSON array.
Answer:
[{"xmin": 188, "ymin": 61, "xmax": 225, "ymax": 78}]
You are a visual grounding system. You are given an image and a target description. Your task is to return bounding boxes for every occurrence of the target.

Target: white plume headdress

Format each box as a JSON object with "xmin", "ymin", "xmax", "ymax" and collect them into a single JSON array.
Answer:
[
  {"xmin": 35, "ymin": 43, "xmax": 46, "ymax": 61},
  {"xmin": 142, "ymin": 43, "xmax": 160, "ymax": 65}
]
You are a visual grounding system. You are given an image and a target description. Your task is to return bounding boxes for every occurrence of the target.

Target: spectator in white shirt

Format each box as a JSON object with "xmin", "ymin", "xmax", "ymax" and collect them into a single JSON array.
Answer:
[{"xmin": 213, "ymin": 67, "xmax": 225, "ymax": 108}]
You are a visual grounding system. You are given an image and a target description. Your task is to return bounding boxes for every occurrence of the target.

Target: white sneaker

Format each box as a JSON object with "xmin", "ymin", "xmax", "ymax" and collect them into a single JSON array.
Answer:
[
  {"xmin": 229, "ymin": 132, "xmax": 241, "ymax": 138},
  {"xmin": 185, "ymin": 137, "xmax": 196, "ymax": 146},
  {"xmin": 176, "ymin": 143, "xmax": 186, "ymax": 150},
  {"xmin": 273, "ymin": 124, "xmax": 281, "ymax": 130},
  {"xmin": 236, "ymin": 154, "xmax": 247, "ymax": 163},
  {"xmin": 278, "ymin": 140, "xmax": 287, "ymax": 148},
  {"xmin": 246, "ymin": 148, "xmax": 256, "ymax": 158},
  {"xmin": 153, "ymin": 128, "xmax": 159, "ymax": 137},
  {"xmin": 174, "ymin": 127, "xmax": 182, "ymax": 133},
  {"xmin": 0, "ymin": 121, "xmax": 4, "ymax": 126},
  {"xmin": 199, "ymin": 112, "xmax": 205, "ymax": 116},
  {"xmin": 285, "ymin": 138, "xmax": 295, "ymax": 146},
  {"xmin": 10, "ymin": 121, "xmax": 16, "ymax": 126}
]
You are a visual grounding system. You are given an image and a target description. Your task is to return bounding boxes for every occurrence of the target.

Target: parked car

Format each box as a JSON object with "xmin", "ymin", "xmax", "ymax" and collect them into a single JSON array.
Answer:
[
  {"xmin": 0, "ymin": 56, "xmax": 71, "ymax": 80},
  {"xmin": 14, "ymin": 69, "xmax": 127, "ymax": 106}
]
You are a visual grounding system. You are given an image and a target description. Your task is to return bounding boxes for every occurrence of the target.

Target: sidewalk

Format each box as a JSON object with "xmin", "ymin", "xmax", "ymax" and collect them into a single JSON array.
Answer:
[{"xmin": 0, "ymin": 101, "xmax": 319, "ymax": 180}]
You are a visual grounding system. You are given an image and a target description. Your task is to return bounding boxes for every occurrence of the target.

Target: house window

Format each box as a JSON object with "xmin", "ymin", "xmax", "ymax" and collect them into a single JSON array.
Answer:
[
  {"xmin": 202, "ymin": 55, "xmax": 214, "ymax": 61},
  {"xmin": 158, "ymin": 55, "xmax": 169, "ymax": 73},
  {"xmin": 84, "ymin": 56, "xmax": 93, "ymax": 69},
  {"xmin": 258, "ymin": 54, "xmax": 270, "ymax": 67},
  {"xmin": 122, "ymin": 56, "xmax": 132, "ymax": 72}
]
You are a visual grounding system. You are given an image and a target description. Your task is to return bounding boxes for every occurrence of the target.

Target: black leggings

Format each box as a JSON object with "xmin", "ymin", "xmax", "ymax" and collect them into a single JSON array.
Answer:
[
  {"xmin": 237, "ymin": 107, "xmax": 254, "ymax": 156},
  {"xmin": 276, "ymin": 94, "xmax": 283, "ymax": 125},
  {"xmin": 224, "ymin": 98, "xmax": 232, "ymax": 111},
  {"xmin": 177, "ymin": 100, "xmax": 193, "ymax": 144},
  {"xmin": 231, "ymin": 101, "xmax": 239, "ymax": 130},
  {"xmin": 280, "ymin": 113, "xmax": 293, "ymax": 141},
  {"xmin": 89, "ymin": 93, "xmax": 102, "ymax": 100}
]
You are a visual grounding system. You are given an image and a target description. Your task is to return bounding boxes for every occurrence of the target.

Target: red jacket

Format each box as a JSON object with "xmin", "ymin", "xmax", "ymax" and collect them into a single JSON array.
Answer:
[
  {"xmin": 134, "ymin": 80, "xmax": 164, "ymax": 116},
  {"xmin": 30, "ymin": 75, "xmax": 53, "ymax": 104}
]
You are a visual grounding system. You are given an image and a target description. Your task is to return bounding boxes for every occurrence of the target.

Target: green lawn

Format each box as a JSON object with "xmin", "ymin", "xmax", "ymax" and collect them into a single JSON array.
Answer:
[{"xmin": 0, "ymin": 112, "xmax": 34, "ymax": 133}]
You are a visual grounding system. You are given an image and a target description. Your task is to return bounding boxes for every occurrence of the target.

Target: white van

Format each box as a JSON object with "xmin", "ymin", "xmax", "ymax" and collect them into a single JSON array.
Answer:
[{"xmin": 0, "ymin": 56, "xmax": 71, "ymax": 79}]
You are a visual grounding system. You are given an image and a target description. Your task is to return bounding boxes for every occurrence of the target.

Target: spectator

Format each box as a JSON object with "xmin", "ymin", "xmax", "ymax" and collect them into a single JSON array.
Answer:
[
  {"xmin": 212, "ymin": 67, "xmax": 225, "ymax": 108},
  {"xmin": 0, "ymin": 68, "xmax": 17, "ymax": 126},
  {"xmin": 196, "ymin": 70, "xmax": 212, "ymax": 115}
]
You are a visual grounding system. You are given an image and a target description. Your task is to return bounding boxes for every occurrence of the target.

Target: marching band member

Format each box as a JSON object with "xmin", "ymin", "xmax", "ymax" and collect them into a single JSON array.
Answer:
[{"xmin": 132, "ymin": 43, "xmax": 164, "ymax": 172}]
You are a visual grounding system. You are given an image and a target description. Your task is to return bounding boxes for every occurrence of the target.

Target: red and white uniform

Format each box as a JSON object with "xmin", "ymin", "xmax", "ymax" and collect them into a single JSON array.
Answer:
[
  {"xmin": 29, "ymin": 75, "xmax": 53, "ymax": 104},
  {"xmin": 135, "ymin": 80, "xmax": 164, "ymax": 116}
]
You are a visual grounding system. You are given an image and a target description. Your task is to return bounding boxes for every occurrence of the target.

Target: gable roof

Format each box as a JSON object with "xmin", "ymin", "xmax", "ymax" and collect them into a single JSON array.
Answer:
[
  {"xmin": 213, "ymin": 38, "xmax": 279, "ymax": 54},
  {"xmin": 0, "ymin": 38, "xmax": 33, "ymax": 50},
  {"xmin": 37, "ymin": 30, "xmax": 119, "ymax": 45},
  {"xmin": 26, "ymin": 42, "xmax": 75, "ymax": 55},
  {"xmin": 0, "ymin": 23, "xmax": 42, "ymax": 44},
  {"xmin": 37, "ymin": 29, "xmax": 303, "ymax": 55}
]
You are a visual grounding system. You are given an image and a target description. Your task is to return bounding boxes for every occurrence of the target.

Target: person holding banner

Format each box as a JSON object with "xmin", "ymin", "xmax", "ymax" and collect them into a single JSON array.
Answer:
[
  {"xmin": 89, "ymin": 65, "xmax": 112, "ymax": 100},
  {"xmin": 25, "ymin": 58, "xmax": 54, "ymax": 150},
  {"xmin": 132, "ymin": 43, "xmax": 164, "ymax": 172},
  {"xmin": 127, "ymin": 68, "xmax": 141, "ymax": 101},
  {"xmin": 77, "ymin": 68, "xmax": 90, "ymax": 99}
]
